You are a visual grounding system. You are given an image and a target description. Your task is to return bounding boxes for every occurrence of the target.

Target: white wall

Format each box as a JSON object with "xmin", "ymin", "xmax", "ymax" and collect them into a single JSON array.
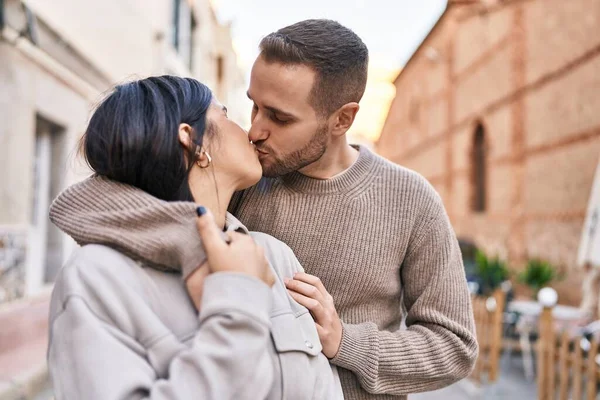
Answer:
[{"xmin": 24, "ymin": 0, "xmax": 171, "ymax": 82}]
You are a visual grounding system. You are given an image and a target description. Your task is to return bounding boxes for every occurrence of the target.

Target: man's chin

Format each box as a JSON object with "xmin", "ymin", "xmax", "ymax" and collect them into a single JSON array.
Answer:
[
  {"xmin": 261, "ymin": 165, "xmax": 287, "ymax": 178},
  {"xmin": 259, "ymin": 157, "xmax": 294, "ymax": 178},
  {"xmin": 259, "ymin": 158, "xmax": 278, "ymax": 178},
  {"xmin": 261, "ymin": 169, "xmax": 282, "ymax": 178}
]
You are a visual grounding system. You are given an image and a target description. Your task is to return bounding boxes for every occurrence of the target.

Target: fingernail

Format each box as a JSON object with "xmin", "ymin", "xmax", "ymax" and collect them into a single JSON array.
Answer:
[
  {"xmin": 284, "ymin": 278, "xmax": 290, "ymax": 285},
  {"xmin": 196, "ymin": 206, "xmax": 207, "ymax": 216}
]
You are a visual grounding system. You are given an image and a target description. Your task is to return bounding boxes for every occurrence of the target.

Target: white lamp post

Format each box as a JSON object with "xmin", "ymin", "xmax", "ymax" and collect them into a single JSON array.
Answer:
[{"xmin": 537, "ymin": 287, "xmax": 558, "ymax": 308}]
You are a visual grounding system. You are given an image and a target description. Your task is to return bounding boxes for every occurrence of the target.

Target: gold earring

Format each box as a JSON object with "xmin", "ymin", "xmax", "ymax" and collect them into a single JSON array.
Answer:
[{"xmin": 196, "ymin": 150, "xmax": 212, "ymax": 168}]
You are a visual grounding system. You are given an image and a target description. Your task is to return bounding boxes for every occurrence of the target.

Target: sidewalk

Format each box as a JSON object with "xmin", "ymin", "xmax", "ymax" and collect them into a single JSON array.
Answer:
[
  {"xmin": 411, "ymin": 354, "xmax": 537, "ymax": 399},
  {"xmin": 0, "ymin": 291, "xmax": 540, "ymax": 400},
  {"xmin": 0, "ymin": 292, "xmax": 51, "ymax": 400},
  {"xmin": 0, "ymin": 338, "xmax": 541, "ymax": 400}
]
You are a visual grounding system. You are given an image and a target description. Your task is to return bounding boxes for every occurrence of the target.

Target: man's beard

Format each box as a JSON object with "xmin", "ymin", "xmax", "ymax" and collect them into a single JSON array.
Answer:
[{"xmin": 259, "ymin": 124, "xmax": 329, "ymax": 178}]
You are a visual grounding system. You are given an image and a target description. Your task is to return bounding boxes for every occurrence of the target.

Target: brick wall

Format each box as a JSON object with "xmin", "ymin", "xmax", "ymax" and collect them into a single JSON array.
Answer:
[{"xmin": 377, "ymin": 0, "xmax": 600, "ymax": 305}]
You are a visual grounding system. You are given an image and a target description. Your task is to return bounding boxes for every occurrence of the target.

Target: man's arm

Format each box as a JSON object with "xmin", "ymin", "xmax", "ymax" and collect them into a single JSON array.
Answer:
[
  {"xmin": 330, "ymin": 201, "xmax": 478, "ymax": 395},
  {"xmin": 287, "ymin": 196, "xmax": 478, "ymax": 396}
]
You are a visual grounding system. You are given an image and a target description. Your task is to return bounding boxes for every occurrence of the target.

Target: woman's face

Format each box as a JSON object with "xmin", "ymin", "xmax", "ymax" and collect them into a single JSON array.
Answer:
[{"xmin": 204, "ymin": 99, "xmax": 263, "ymax": 191}]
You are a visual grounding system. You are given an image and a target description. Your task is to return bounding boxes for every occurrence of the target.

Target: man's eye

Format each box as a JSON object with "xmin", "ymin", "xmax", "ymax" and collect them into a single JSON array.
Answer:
[{"xmin": 272, "ymin": 114, "xmax": 289, "ymax": 124}]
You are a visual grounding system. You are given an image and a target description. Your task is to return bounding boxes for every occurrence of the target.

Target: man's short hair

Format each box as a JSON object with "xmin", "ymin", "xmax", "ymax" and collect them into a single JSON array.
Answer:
[{"xmin": 259, "ymin": 19, "xmax": 369, "ymax": 117}]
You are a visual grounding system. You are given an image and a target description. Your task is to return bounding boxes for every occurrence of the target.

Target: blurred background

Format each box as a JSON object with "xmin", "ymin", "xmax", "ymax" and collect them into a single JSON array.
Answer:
[{"xmin": 1, "ymin": 0, "xmax": 599, "ymax": 399}]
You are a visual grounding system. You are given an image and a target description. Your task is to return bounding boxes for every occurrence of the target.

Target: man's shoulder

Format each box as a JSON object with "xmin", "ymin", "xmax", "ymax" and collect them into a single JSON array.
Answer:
[
  {"xmin": 371, "ymin": 150, "xmax": 421, "ymax": 180},
  {"xmin": 370, "ymin": 151, "xmax": 442, "ymax": 205}
]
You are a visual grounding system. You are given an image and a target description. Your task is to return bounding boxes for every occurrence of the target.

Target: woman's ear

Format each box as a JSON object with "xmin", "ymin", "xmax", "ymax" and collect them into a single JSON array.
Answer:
[
  {"xmin": 178, "ymin": 123, "xmax": 194, "ymax": 151},
  {"xmin": 179, "ymin": 123, "xmax": 212, "ymax": 168}
]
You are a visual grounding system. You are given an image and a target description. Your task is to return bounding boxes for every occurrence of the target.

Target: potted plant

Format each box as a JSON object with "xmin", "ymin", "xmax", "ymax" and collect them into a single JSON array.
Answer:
[
  {"xmin": 473, "ymin": 250, "xmax": 510, "ymax": 296},
  {"xmin": 459, "ymin": 238, "xmax": 478, "ymax": 282},
  {"xmin": 517, "ymin": 259, "xmax": 559, "ymax": 298}
]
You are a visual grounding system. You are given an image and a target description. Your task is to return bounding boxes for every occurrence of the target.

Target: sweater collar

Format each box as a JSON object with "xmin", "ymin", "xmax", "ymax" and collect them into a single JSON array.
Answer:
[
  {"xmin": 225, "ymin": 213, "xmax": 249, "ymax": 234},
  {"xmin": 279, "ymin": 145, "xmax": 377, "ymax": 195},
  {"xmin": 49, "ymin": 175, "xmax": 246, "ymax": 279}
]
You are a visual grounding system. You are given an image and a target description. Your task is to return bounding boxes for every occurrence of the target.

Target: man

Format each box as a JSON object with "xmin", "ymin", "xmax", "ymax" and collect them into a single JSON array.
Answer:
[{"xmin": 229, "ymin": 19, "xmax": 477, "ymax": 400}]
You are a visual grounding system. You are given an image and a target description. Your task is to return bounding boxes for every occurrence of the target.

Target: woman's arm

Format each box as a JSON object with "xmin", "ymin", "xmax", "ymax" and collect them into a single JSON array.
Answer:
[{"xmin": 49, "ymin": 273, "xmax": 274, "ymax": 400}]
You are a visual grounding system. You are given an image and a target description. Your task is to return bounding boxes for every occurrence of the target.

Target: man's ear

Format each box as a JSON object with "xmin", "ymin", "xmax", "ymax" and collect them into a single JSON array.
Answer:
[{"xmin": 331, "ymin": 103, "xmax": 360, "ymax": 137}]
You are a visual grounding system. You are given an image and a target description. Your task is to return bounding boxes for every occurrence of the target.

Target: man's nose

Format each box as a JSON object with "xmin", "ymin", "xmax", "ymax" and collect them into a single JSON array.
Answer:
[{"xmin": 248, "ymin": 119, "xmax": 269, "ymax": 143}]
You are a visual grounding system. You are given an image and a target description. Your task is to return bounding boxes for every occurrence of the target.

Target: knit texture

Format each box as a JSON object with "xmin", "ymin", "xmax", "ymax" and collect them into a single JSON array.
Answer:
[
  {"xmin": 49, "ymin": 175, "xmax": 238, "ymax": 280},
  {"xmin": 229, "ymin": 145, "xmax": 478, "ymax": 400}
]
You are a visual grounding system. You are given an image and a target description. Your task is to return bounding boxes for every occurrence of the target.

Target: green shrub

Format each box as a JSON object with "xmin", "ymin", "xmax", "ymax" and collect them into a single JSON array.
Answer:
[
  {"xmin": 474, "ymin": 250, "xmax": 510, "ymax": 295},
  {"xmin": 517, "ymin": 259, "xmax": 559, "ymax": 295}
]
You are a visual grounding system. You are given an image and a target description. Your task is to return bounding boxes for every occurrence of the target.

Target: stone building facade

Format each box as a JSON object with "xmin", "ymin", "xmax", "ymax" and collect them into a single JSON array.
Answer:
[
  {"xmin": 0, "ymin": 2, "xmax": 247, "ymax": 394},
  {"xmin": 377, "ymin": 0, "xmax": 600, "ymax": 304},
  {"xmin": 0, "ymin": 0, "xmax": 246, "ymax": 303}
]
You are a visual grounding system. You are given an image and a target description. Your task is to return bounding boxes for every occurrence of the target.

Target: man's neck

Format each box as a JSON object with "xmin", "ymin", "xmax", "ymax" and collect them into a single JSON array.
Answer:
[{"xmin": 299, "ymin": 141, "xmax": 359, "ymax": 180}]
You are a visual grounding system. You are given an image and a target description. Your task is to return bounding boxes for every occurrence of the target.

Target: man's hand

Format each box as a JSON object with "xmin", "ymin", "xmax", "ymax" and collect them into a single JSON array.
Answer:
[{"xmin": 285, "ymin": 272, "xmax": 342, "ymax": 358}]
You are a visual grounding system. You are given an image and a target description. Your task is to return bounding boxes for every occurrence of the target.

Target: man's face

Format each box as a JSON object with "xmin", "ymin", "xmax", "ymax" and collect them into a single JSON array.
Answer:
[{"xmin": 247, "ymin": 56, "xmax": 329, "ymax": 177}]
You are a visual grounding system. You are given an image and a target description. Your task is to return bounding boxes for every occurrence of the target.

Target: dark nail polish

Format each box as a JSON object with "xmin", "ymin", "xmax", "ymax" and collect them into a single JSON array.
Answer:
[{"xmin": 196, "ymin": 206, "xmax": 207, "ymax": 216}]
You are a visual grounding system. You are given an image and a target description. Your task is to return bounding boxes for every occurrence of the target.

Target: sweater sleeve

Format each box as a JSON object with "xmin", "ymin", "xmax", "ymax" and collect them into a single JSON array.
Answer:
[
  {"xmin": 330, "ymin": 200, "xmax": 478, "ymax": 395},
  {"xmin": 49, "ymin": 273, "xmax": 274, "ymax": 400}
]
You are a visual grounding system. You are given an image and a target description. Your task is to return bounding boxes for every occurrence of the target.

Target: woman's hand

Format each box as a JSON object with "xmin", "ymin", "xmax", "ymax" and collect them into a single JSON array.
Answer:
[
  {"xmin": 186, "ymin": 263, "xmax": 210, "ymax": 311},
  {"xmin": 187, "ymin": 207, "xmax": 275, "ymax": 310}
]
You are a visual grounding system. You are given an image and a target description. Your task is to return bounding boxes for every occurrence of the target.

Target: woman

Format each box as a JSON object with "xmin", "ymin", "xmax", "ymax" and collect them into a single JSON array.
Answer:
[{"xmin": 47, "ymin": 76, "xmax": 343, "ymax": 399}]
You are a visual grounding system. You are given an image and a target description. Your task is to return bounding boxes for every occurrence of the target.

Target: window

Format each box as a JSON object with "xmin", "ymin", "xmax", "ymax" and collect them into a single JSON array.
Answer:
[
  {"xmin": 216, "ymin": 55, "xmax": 224, "ymax": 85},
  {"xmin": 29, "ymin": 115, "xmax": 65, "ymax": 291},
  {"xmin": 172, "ymin": 0, "xmax": 197, "ymax": 69},
  {"xmin": 172, "ymin": 0, "xmax": 181, "ymax": 50},
  {"xmin": 472, "ymin": 122, "xmax": 487, "ymax": 213},
  {"xmin": 189, "ymin": 15, "xmax": 196, "ymax": 70}
]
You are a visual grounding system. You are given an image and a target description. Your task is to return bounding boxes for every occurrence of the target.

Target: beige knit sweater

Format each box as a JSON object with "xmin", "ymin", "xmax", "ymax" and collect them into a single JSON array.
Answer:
[
  {"xmin": 49, "ymin": 175, "xmax": 218, "ymax": 280},
  {"xmin": 47, "ymin": 176, "xmax": 344, "ymax": 399},
  {"xmin": 229, "ymin": 145, "xmax": 478, "ymax": 400}
]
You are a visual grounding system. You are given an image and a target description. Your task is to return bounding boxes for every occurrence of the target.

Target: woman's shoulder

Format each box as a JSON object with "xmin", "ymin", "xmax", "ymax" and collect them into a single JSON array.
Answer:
[
  {"xmin": 248, "ymin": 232, "xmax": 304, "ymax": 276},
  {"xmin": 50, "ymin": 245, "xmax": 149, "ymax": 315},
  {"xmin": 57, "ymin": 244, "xmax": 142, "ymax": 284}
]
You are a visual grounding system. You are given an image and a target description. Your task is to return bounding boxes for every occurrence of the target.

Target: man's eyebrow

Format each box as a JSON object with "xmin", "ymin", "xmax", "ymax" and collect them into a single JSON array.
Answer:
[
  {"xmin": 264, "ymin": 106, "xmax": 296, "ymax": 119},
  {"xmin": 247, "ymin": 91, "xmax": 297, "ymax": 119}
]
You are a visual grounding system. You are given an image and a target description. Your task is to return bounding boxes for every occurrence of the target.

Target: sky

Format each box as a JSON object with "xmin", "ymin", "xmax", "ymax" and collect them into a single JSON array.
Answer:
[{"xmin": 211, "ymin": 0, "xmax": 447, "ymax": 142}]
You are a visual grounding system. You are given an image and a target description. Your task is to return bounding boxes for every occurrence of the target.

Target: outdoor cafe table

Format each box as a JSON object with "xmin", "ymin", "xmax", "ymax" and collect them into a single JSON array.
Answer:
[{"xmin": 506, "ymin": 300, "xmax": 588, "ymax": 380}]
